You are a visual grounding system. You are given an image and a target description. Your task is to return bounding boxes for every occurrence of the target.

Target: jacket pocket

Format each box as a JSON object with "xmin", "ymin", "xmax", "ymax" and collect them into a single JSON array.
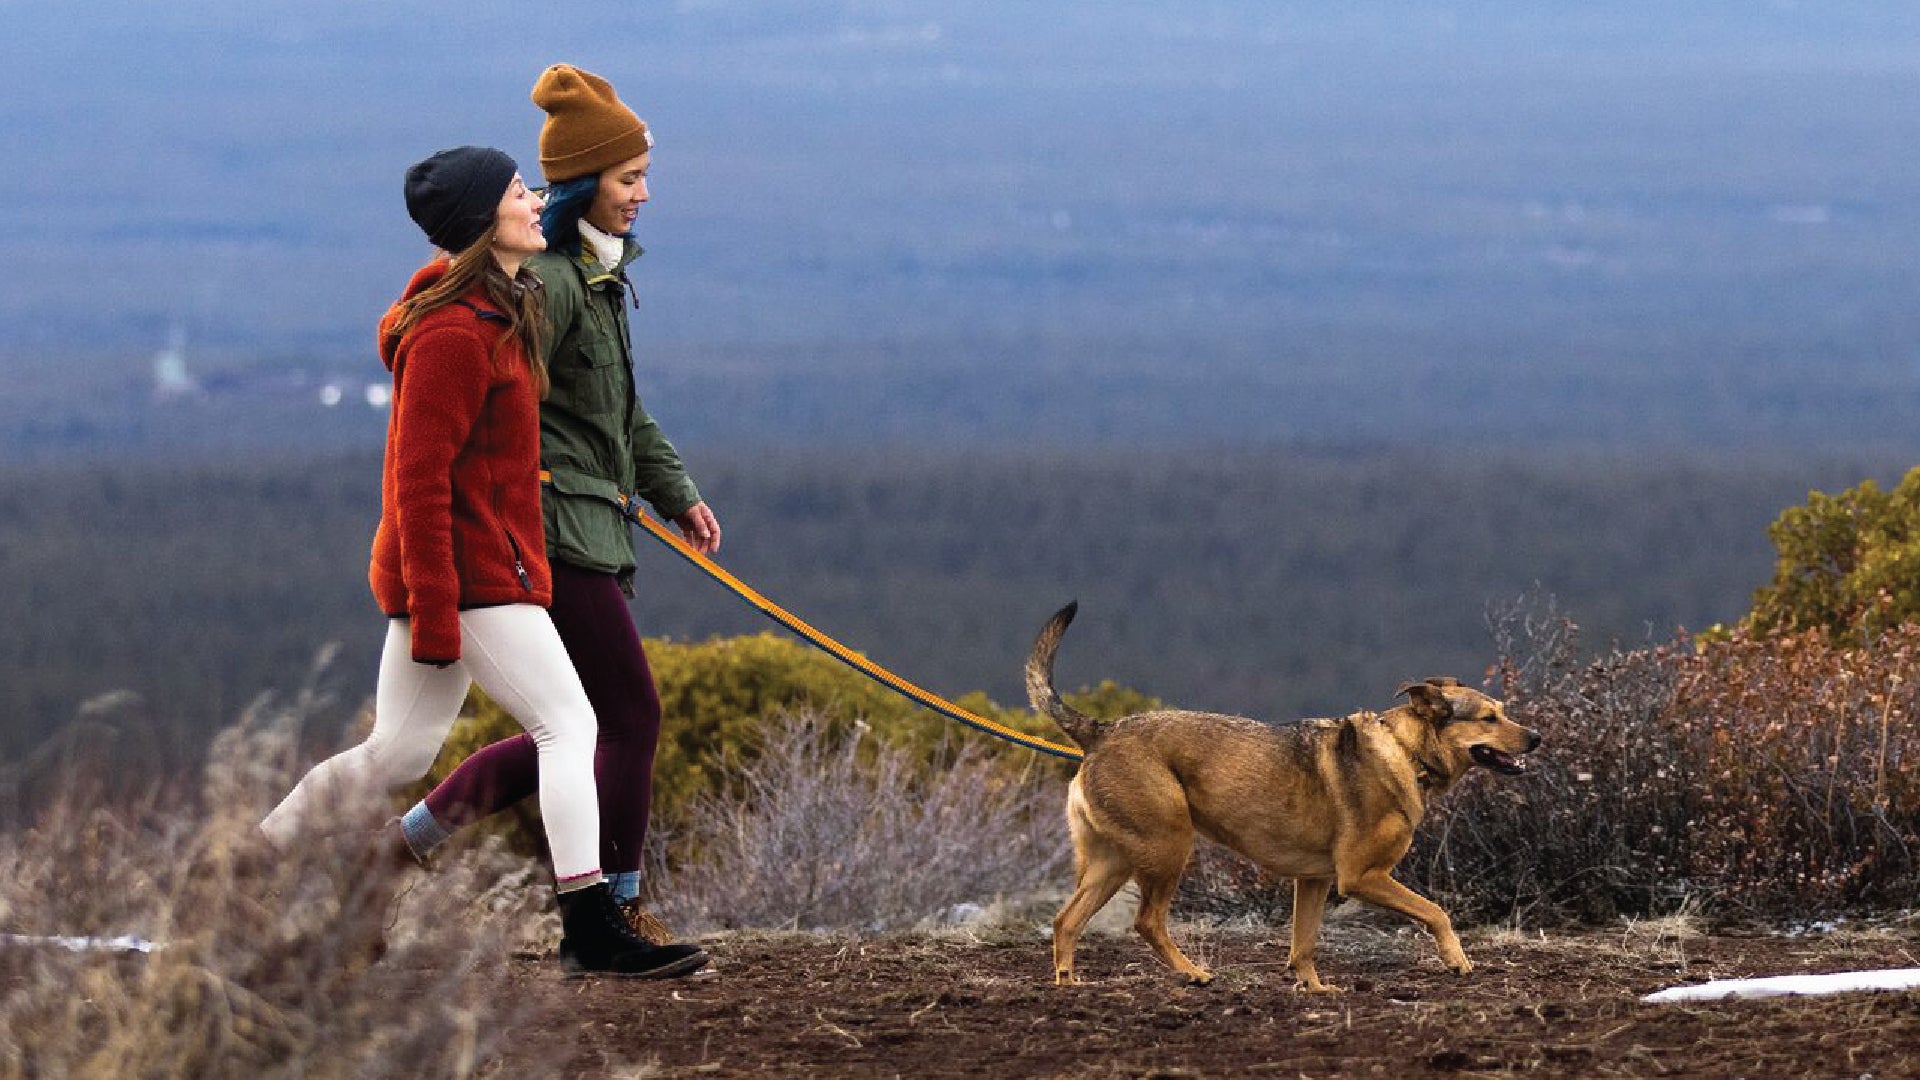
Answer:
[
  {"xmin": 542, "ymin": 469, "xmax": 635, "ymax": 575},
  {"xmin": 551, "ymin": 338, "xmax": 625, "ymax": 417}
]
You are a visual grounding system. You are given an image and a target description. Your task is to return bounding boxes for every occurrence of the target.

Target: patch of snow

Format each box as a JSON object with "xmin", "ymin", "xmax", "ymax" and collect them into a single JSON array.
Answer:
[
  {"xmin": 1776, "ymin": 918, "xmax": 1845, "ymax": 938},
  {"xmin": 0, "ymin": 933, "xmax": 163, "ymax": 953},
  {"xmin": 937, "ymin": 902, "xmax": 987, "ymax": 926},
  {"xmin": 1644, "ymin": 967, "xmax": 1920, "ymax": 1003}
]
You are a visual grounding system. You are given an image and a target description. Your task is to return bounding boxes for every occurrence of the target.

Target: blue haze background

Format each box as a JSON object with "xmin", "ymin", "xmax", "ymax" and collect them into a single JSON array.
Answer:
[
  {"xmin": 5, "ymin": 1, "xmax": 1920, "ymax": 450},
  {"xmin": 4, "ymin": 1, "xmax": 1920, "ymax": 755}
]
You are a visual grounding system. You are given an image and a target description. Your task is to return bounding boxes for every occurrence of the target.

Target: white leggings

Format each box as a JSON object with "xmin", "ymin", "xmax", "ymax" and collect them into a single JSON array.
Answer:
[{"xmin": 261, "ymin": 604, "xmax": 602, "ymax": 882}]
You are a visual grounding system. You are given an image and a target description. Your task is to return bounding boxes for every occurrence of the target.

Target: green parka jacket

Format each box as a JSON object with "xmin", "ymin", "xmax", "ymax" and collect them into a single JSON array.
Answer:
[{"xmin": 528, "ymin": 240, "xmax": 700, "ymax": 581}]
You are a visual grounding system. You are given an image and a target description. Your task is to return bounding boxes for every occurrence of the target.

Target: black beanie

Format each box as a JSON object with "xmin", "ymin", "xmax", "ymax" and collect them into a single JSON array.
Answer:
[{"xmin": 403, "ymin": 146, "xmax": 519, "ymax": 254}]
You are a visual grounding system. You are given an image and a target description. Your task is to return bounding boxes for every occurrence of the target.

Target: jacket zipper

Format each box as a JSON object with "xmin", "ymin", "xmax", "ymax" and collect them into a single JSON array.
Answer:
[
  {"xmin": 504, "ymin": 528, "xmax": 532, "ymax": 591},
  {"xmin": 493, "ymin": 485, "xmax": 534, "ymax": 592}
]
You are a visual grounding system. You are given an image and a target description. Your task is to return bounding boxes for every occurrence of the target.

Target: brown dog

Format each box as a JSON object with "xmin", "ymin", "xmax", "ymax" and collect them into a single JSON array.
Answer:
[{"xmin": 1027, "ymin": 602, "xmax": 1540, "ymax": 991}]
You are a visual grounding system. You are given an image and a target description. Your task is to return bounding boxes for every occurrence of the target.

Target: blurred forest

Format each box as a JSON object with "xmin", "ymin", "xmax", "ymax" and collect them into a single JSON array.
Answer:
[{"xmin": 0, "ymin": 446, "xmax": 1900, "ymax": 771}]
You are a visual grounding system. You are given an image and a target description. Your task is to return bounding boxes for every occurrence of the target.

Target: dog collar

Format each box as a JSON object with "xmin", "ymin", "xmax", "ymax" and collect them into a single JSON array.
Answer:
[{"xmin": 1414, "ymin": 757, "xmax": 1447, "ymax": 789}]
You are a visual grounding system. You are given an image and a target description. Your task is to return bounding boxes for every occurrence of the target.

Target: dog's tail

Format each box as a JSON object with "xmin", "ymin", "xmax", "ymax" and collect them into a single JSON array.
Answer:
[{"xmin": 1026, "ymin": 601, "xmax": 1103, "ymax": 751}]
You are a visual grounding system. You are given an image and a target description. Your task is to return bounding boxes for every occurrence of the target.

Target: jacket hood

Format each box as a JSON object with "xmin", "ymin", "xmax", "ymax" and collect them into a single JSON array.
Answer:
[{"xmin": 377, "ymin": 259, "xmax": 454, "ymax": 371}]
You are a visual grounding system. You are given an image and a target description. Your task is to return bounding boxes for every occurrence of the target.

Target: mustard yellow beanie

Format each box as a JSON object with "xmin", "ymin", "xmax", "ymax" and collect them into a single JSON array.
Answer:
[{"xmin": 532, "ymin": 64, "xmax": 654, "ymax": 183}]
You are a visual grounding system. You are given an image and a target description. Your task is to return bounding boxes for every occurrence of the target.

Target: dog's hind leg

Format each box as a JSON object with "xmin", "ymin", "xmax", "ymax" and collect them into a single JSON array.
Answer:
[
  {"xmin": 1286, "ymin": 876, "xmax": 1340, "ymax": 993},
  {"xmin": 1052, "ymin": 836, "xmax": 1131, "ymax": 985},
  {"xmin": 1133, "ymin": 849, "xmax": 1212, "ymax": 986}
]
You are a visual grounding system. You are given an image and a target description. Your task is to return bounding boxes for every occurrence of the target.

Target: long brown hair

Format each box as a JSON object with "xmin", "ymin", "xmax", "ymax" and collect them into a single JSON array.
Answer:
[{"xmin": 385, "ymin": 225, "xmax": 550, "ymax": 397}]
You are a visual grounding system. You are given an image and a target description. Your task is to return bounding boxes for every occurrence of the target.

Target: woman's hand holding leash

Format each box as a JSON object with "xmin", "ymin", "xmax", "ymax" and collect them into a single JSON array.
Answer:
[{"xmin": 675, "ymin": 501, "xmax": 722, "ymax": 555}]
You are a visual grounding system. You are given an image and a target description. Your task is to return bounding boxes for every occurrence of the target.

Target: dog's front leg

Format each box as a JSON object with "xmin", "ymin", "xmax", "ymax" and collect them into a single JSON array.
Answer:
[
  {"xmin": 1337, "ymin": 870, "xmax": 1472, "ymax": 976},
  {"xmin": 1287, "ymin": 876, "xmax": 1342, "ymax": 992}
]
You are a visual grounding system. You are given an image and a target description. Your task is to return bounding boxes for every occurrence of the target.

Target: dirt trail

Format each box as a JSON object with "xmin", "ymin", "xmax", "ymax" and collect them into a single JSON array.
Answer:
[{"xmin": 476, "ymin": 920, "xmax": 1920, "ymax": 1078}]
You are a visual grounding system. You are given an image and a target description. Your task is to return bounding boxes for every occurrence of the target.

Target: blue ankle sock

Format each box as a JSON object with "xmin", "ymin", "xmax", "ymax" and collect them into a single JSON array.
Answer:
[
  {"xmin": 607, "ymin": 871, "xmax": 641, "ymax": 904},
  {"xmin": 399, "ymin": 802, "xmax": 450, "ymax": 858}
]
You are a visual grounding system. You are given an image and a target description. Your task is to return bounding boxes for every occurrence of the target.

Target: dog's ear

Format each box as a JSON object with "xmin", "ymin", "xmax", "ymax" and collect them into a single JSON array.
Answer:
[{"xmin": 1398, "ymin": 680, "xmax": 1454, "ymax": 724}]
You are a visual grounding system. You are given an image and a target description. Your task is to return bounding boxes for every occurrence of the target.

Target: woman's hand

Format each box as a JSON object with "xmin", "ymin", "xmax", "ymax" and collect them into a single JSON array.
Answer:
[{"xmin": 674, "ymin": 501, "xmax": 722, "ymax": 555}]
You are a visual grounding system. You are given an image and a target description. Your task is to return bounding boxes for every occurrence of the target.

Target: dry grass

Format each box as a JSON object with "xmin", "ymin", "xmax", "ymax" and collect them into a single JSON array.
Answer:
[
  {"xmin": 0, "ymin": 698, "xmax": 555, "ymax": 1080},
  {"xmin": 655, "ymin": 712, "xmax": 1071, "ymax": 935}
]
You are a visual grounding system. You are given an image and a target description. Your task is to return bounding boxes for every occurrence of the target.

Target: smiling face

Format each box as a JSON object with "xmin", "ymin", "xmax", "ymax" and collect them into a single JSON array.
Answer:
[
  {"xmin": 585, "ymin": 151, "xmax": 650, "ymax": 236},
  {"xmin": 1405, "ymin": 681, "xmax": 1541, "ymax": 776},
  {"xmin": 490, "ymin": 175, "xmax": 547, "ymax": 269},
  {"xmin": 492, "ymin": 176, "xmax": 547, "ymax": 254}
]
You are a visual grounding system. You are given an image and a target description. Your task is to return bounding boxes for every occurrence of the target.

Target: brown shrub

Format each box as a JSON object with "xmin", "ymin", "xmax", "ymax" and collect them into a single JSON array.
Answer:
[
  {"xmin": 1401, "ymin": 596, "xmax": 1920, "ymax": 925},
  {"xmin": 1665, "ymin": 625, "xmax": 1920, "ymax": 914}
]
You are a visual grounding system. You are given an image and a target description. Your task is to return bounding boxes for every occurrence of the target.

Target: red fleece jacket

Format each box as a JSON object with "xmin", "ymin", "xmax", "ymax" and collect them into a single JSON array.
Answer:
[{"xmin": 368, "ymin": 261, "xmax": 552, "ymax": 663}]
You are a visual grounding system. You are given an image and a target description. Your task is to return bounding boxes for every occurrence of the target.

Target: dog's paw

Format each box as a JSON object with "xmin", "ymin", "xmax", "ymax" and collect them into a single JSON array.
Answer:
[
  {"xmin": 1054, "ymin": 969, "xmax": 1077, "ymax": 986},
  {"xmin": 1445, "ymin": 956, "xmax": 1474, "ymax": 976},
  {"xmin": 1184, "ymin": 969, "xmax": 1215, "ymax": 988},
  {"xmin": 1293, "ymin": 979, "xmax": 1345, "ymax": 994}
]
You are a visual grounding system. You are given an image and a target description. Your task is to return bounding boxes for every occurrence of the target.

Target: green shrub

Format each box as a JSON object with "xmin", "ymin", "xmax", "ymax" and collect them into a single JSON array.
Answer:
[{"xmin": 1745, "ymin": 467, "xmax": 1920, "ymax": 643}]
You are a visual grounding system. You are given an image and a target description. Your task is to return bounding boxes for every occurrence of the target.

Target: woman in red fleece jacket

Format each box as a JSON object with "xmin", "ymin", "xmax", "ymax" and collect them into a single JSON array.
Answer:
[{"xmin": 259, "ymin": 146, "xmax": 706, "ymax": 979}]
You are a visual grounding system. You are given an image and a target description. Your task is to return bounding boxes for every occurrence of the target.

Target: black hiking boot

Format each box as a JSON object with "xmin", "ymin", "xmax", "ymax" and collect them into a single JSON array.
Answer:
[{"xmin": 557, "ymin": 882, "xmax": 709, "ymax": 979}]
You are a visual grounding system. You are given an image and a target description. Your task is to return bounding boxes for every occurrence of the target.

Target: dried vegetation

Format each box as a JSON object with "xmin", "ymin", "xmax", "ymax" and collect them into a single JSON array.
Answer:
[{"xmin": 0, "ymin": 698, "xmax": 552, "ymax": 1080}]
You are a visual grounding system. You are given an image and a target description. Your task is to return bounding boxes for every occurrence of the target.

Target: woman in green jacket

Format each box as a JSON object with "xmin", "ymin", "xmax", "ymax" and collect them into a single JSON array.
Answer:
[{"xmin": 392, "ymin": 65, "xmax": 720, "ymax": 949}]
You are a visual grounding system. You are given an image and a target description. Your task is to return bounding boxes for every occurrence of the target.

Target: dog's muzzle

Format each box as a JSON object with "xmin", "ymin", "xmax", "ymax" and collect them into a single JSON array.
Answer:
[{"xmin": 1471, "ymin": 743, "xmax": 1532, "ymax": 775}]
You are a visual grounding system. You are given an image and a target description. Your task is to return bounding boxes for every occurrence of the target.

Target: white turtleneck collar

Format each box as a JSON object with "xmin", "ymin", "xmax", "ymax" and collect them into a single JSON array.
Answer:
[{"xmin": 578, "ymin": 219, "xmax": 626, "ymax": 272}]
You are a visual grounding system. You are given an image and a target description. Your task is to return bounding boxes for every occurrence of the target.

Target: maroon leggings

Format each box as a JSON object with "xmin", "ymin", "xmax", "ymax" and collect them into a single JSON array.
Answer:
[{"xmin": 422, "ymin": 560, "xmax": 661, "ymax": 874}]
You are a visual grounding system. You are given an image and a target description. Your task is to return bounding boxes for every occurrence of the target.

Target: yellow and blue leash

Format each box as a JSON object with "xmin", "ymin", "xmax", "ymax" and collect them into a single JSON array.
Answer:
[{"xmin": 543, "ymin": 472, "xmax": 1084, "ymax": 762}]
